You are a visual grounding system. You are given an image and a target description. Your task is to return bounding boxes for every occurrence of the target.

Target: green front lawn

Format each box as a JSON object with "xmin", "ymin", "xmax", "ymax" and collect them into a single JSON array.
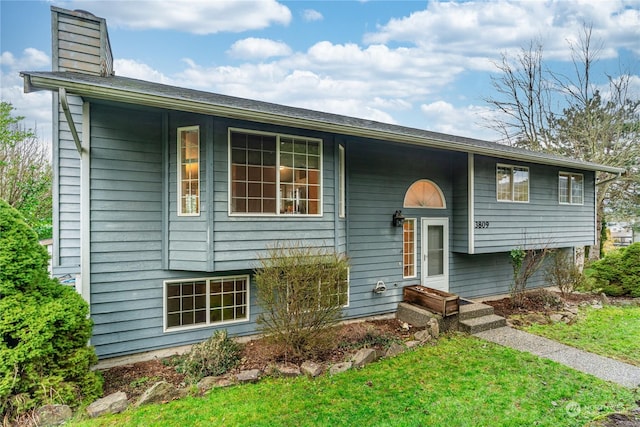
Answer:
[
  {"xmin": 71, "ymin": 334, "xmax": 638, "ymax": 427},
  {"xmin": 526, "ymin": 305, "xmax": 640, "ymax": 366}
]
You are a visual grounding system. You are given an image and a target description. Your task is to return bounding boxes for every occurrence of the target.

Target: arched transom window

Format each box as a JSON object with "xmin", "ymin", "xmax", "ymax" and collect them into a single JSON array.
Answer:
[{"xmin": 403, "ymin": 179, "xmax": 446, "ymax": 208}]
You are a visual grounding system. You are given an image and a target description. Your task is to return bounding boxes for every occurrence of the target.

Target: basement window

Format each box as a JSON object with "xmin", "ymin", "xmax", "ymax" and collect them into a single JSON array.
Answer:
[{"xmin": 164, "ymin": 275, "xmax": 249, "ymax": 331}]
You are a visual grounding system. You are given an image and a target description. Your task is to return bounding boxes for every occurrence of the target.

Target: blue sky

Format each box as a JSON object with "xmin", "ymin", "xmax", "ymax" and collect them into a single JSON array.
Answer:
[{"xmin": 1, "ymin": 0, "xmax": 639, "ymax": 145}]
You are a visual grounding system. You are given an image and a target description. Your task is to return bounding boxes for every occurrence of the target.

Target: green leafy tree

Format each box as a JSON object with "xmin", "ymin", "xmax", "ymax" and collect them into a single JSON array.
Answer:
[
  {"xmin": 0, "ymin": 101, "xmax": 52, "ymax": 239},
  {"xmin": 485, "ymin": 25, "xmax": 639, "ymax": 259},
  {"xmin": 0, "ymin": 199, "xmax": 102, "ymax": 419}
]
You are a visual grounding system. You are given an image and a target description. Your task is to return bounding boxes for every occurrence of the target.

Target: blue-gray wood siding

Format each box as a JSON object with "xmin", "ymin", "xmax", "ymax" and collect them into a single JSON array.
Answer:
[
  {"xmin": 89, "ymin": 105, "xmax": 347, "ymax": 358},
  {"xmin": 472, "ymin": 155, "xmax": 596, "ymax": 253},
  {"xmin": 89, "ymin": 104, "xmax": 268, "ymax": 357},
  {"xmin": 452, "ymin": 154, "xmax": 470, "ymax": 253},
  {"xmin": 343, "ymin": 139, "xmax": 456, "ymax": 318},
  {"xmin": 52, "ymin": 94, "xmax": 82, "ymax": 273}
]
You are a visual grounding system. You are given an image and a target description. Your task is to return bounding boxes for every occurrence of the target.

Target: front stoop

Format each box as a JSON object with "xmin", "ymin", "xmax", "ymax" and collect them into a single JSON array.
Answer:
[
  {"xmin": 458, "ymin": 302, "xmax": 507, "ymax": 334},
  {"xmin": 397, "ymin": 300, "xmax": 507, "ymax": 334}
]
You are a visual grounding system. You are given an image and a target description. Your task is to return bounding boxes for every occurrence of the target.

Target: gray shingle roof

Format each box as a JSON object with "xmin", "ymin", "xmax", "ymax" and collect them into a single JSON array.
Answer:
[{"xmin": 21, "ymin": 70, "xmax": 624, "ymax": 174}]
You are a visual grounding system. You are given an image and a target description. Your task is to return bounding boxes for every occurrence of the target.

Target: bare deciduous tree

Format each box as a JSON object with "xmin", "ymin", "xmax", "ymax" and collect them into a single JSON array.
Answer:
[
  {"xmin": 485, "ymin": 25, "xmax": 640, "ymax": 259},
  {"xmin": 0, "ymin": 101, "xmax": 52, "ymax": 239}
]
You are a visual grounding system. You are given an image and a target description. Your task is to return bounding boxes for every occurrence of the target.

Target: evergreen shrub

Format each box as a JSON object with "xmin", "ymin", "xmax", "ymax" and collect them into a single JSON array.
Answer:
[
  {"xmin": 0, "ymin": 199, "xmax": 102, "ymax": 418},
  {"xmin": 589, "ymin": 243, "xmax": 640, "ymax": 297},
  {"xmin": 179, "ymin": 330, "xmax": 240, "ymax": 383}
]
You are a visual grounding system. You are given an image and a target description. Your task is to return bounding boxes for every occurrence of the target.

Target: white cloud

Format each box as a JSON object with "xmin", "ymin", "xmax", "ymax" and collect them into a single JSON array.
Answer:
[
  {"xmin": 302, "ymin": 9, "xmax": 323, "ymax": 22},
  {"xmin": 364, "ymin": 1, "xmax": 640, "ymax": 62},
  {"xmin": 228, "ymin": 38, "xmax": 292, "ymax": 60},
  {"xmin": 61, "ymin": 0, "xmax": 292, "ymax": 34},
  {"xmin": 0, "ymin": 48, "xmax": 52, "ymax": 144},
  {"xmin": 113, "ymin": 59, "xmax": 174, "ymax": 84}
]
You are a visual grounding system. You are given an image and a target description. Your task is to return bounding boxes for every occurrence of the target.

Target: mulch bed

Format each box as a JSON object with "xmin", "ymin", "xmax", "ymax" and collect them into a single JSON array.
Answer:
[{"xmin": 101, "ymin": 318, "xmax": 415, "ymax": 401}]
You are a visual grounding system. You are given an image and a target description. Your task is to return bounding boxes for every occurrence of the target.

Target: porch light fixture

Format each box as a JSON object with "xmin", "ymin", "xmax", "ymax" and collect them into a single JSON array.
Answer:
[{"xmin": 392, "ymin": 210, "xmax": 405, "ymax": 227}]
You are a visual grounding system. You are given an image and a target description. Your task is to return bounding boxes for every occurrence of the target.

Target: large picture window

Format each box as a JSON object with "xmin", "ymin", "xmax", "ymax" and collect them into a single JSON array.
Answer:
[
  {"xmin": 559, "ymin": 172, "xmax": 584, "ymax": 205},
  {"xmin": 230, "ymin": 129, "xmax": 322, "ymax": 216},
  {"xmin": 178, "ymin": 126, "xmax": 200, "ymax": 215},
  {"xmin": 164, "ymin": 275, "xmax": 249, "ymax": 331},
  {"xmin": 497, "ymin": 164, "xmax": 529, "ymax": 202}
]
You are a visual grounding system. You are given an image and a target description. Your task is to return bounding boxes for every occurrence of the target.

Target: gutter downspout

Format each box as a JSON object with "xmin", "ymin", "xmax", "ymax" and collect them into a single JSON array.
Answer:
[
  {"xmin": 596, "ymin": 171, "xmax": 624, "ymax": 187},
  {"xmin": 59, "ymin": 87, "xmax": 83, "ymax": 155}
]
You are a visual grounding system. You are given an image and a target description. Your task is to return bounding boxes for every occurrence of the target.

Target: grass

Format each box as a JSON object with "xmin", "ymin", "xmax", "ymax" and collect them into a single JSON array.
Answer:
[
  {"xmin": 70, "ymin": 334, "xmax": 639, "ymax": 427},
  {"xmin": 526, "ymin": 305, "xmax": 640, "ymax": 366}
]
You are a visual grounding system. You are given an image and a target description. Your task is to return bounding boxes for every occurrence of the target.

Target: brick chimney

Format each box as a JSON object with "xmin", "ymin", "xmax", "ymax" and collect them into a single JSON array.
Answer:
[{"xmin": 51, "ymin": 6, "xmax": 114, "ymax": 76}]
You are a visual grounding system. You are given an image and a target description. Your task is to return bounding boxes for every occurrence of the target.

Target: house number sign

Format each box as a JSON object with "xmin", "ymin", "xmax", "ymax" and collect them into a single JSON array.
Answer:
[{"xmin": 474, "ymin": 221, "xmax": 490, "ymax": 229}]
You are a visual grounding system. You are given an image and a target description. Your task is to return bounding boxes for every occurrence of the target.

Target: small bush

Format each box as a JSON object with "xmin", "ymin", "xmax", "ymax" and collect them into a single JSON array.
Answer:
[
  {"xmin": 590, "ymin": 243, "xmax": 640, "ymax": 297},
  {"xmin": 0, "ymin": 199, "xmax": 102, "ymax": 418},
  {"xmin": 544, "ymin": 250, "xmax": 584, "ymax": 297},
  {"xmin": 255, "ymin": 242, "xmax": 350, "ymax": 358},
  {"xmin": 180, "ymin": 330, "xmax": 240, "ymax": 383}
]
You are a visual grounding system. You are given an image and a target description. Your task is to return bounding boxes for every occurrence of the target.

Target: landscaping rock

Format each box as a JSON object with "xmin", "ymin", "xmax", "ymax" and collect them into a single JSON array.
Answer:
[
  {"xmin": 427, "ymin": 317, "xmax": 440, "ymax": 338},
  {"xmin": 197, "ymin": 376, "xmax": 233, "ymax": 393},
  {"xmin": 329, "ymin": 361, "xmax": 352, "ymax": 375},
  {"xmin": 236, "ymin": 369, "xmax": 261, "ymax": 383},
  {"xmin": 301, "ymin": 361, "xmax": 324, "ymax": 377},
  {"xmin": 135, "ymin": 381, "xmax": 181, "ymax": 407},
  {"xmin": 405, "ymin": 340, "xmax": 421, "ymax": 348},
  {"xmin": 522, "ymin": 313, "xmax": 549, "ymax": 325},
  {"xmin": 86, "ymin": 392, "xmax": 128, "ymax": 418},
  {"xmin": 385, "ymin": 342, "xmax": 405, "ymax": 358},
  {"xmin": 352, "ymin": 348, "xmax": 378, "ymax": 368},
  {"xmin": 35, "ymin": 404, "xmax": 72, "ymax": 426},
  {"xmin": 272, "ymin": 363, "xmax": 301, "ymax": 377},
  {"xmin": 414, "ymin": 329, "xmax": 432, "ymax": 342},
  {"xmin": 549, "ymin": 313, "xmax": 564, "ymax": 323},
  {"xmin": 591, "ymin": 302, "xmax": 603, "ymax": 309},
  {"xmin": 599, "ymin": 293, "xmax": 610, "ymax": 305}
]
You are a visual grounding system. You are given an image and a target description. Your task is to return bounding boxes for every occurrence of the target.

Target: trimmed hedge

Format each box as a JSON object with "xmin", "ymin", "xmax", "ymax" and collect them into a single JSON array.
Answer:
[
  {"xmin": 0, "ymin": 199, "xmax": 102, "ymax": 417},
  {"xmin": 589, "ymin": 242, "xmax": 640, "ymax": 297}
]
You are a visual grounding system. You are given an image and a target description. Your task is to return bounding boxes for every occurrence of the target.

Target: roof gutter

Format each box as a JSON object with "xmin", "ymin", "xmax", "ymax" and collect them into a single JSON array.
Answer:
[
  {"xmin": 22, "ymin": 73, "xmax": 626, "ymax": 174},
  {"xmin": 596, "ymin": 171, "xmax": 624, "ymax": 186}
]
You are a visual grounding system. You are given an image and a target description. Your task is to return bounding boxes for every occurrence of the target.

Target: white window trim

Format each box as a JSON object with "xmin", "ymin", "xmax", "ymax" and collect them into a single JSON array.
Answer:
[
  {"xmin": 558, "ymin": 172, "xmax": 584, "ymax": 205},
  {"xmin": 177, "ymin": 125, "xmax": 200, "ymax": 216},
  {"xmin": 163, "ymin": 274, "xmax": 250, "ymax": 333},
  {"xmin": 496, "ymin": 163, "xmax": 530, "ymax": 203},
  {"xmin": 403, "ymin": 218, "xmax": 417, "ymax": 279},
  {"xmin": 228, "ymin": 127, "xmax": 323, "ymax": 217},
  {"xmin": 338, "ymin": 144, "xmax": 346, "ymax": 218}
]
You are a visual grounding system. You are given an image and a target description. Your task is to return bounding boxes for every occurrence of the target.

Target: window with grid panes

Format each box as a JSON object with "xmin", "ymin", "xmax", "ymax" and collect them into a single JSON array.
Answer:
[
  {"xmin": 165, "ymin": 276, "xmax": 249, "ymax": 330},
  {"xmin": 230, "ymin": 129, "xmax": 321, "ymax": 215}
]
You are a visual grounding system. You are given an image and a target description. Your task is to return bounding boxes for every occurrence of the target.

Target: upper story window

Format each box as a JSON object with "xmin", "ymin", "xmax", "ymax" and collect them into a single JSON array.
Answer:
[
  {"xmin": 497, "ymin": 164, "xmax": 529, "ymax": 202},
  {"xmin": 178, "ymin": 126, "xmax": 200, "ymax": 215},
  {"xmin": 559, "ymin": 172, "xmax": 584, "ymax": 205},
  {"xmin": 229, "ymin": 129, "xmax": 322, "ymax": 216}
]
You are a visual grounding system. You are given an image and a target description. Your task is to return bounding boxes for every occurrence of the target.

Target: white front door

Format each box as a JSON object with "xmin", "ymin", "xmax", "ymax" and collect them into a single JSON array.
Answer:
[{"xmin": 421, "ymin": 218, "xmax": 449, "ymax": 292}]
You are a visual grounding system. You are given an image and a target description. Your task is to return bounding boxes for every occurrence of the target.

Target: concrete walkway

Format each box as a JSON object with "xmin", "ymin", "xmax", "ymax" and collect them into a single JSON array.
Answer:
[{"xmin": 475, "ymin": 326, "xmax": 640, "ymax": 388}]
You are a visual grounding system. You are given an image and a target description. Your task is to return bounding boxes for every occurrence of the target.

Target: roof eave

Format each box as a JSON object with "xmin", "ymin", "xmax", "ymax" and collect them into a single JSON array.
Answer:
[{"xmin": 21, "ymin": 72, "xmax": 625, "ymax": 175}]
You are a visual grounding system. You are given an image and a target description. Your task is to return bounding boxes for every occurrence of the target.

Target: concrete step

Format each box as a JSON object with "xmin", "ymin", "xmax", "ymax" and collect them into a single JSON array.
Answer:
[
  {"xmin": 458, "ymin": 302, "xmax": 495, "ymax": 320},
  {"xmin": 460, "ymin": 314, "xmax": 507, "ymax": 334}
]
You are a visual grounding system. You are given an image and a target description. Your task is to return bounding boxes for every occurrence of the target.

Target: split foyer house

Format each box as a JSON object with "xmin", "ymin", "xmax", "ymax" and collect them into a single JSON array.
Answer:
[{"xmin": 20, "ymin": 7, "xmax": 624, "ymax": 360}]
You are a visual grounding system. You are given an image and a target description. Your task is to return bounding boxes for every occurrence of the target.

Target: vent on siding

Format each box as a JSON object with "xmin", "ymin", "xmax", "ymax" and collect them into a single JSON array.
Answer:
[{"xmin": 51, "ymin": 6, "xmax": 114, "ymax": 77}]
